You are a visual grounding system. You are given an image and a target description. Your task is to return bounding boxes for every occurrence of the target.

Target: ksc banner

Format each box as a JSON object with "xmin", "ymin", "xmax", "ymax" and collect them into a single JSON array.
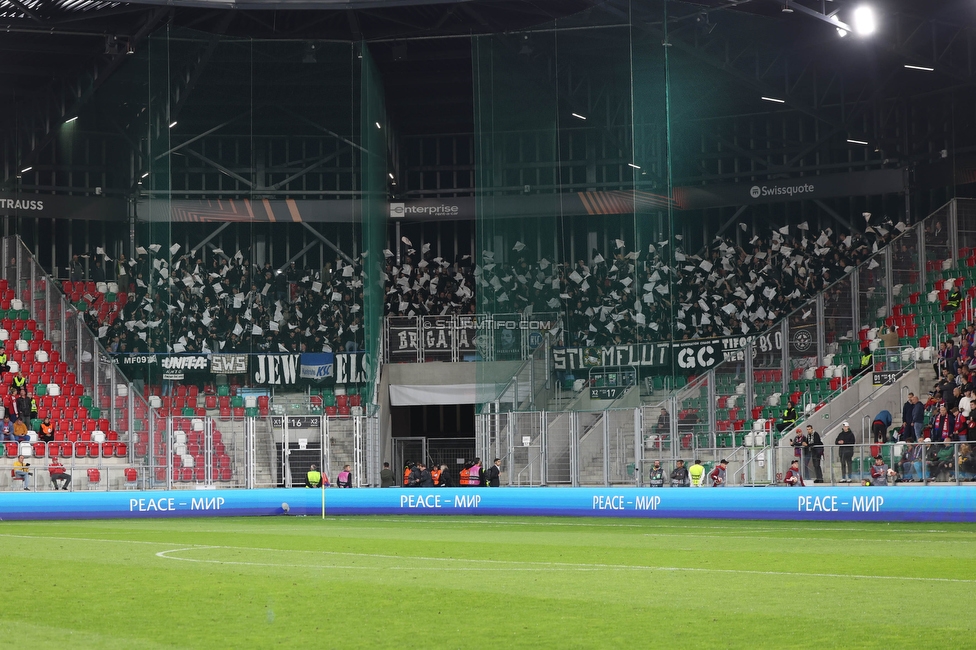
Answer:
[{"xmin": 300, "ymin": 353, "xmax": 335, "ymax": 380}]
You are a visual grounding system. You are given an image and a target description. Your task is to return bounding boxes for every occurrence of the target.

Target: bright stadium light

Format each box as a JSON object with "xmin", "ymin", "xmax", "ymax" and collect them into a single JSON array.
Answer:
[
  {"xmin": 628, "ymin": 163, "xmax": 641, "ymax": 169},
  {"xmin": 64, "ymin": 116, "xmax": 78, "ymax": 124},
  {"xmin": 847, "ymin": 139, "xmax": 869, "ymax": 145},
  {"xmin": 761, "ymin": 96, "xmax": 786, "ymax": 104},
  {"xmin": 904, "ymin": 64, "xmax": 934, "ymax": 72},
  {"xmin": 852, "ymin": 6, "xmax": 876, "ymax": 36},
  {"xmin": 20, "ymin": 166, "xmax": 31, "ymax": 173},
  {"xmin": 169, "ymin": 121, "xmax": 177, "ymax": 128},
  {"xmin": 375, "ymin": 122, "xmax": 381, "ymax": 129},
  {"xmin": 141, "ymin": 172, "xmax": 149, "ymax": 179},
  {"xmin": 571, "ymin": 113, "xmax": 587, "ymax": 120}
]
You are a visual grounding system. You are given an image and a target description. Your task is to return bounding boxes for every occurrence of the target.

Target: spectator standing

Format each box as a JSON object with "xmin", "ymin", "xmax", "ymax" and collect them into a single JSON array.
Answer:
[
  {"xmin": 807, "ymin": 424, "xmax": 824, "ymax": 483},
  {"xmin": 437, "ymin": 465, "xmax": 454, "ymax": 487},
  {"xmin": 836, "ymin": 421, "xmax": 856, "ymax": 483},
  {"xmin": 487, "ymin": 458, "xmax": 501, "ymax": 487},
  {"xmin": 380, "ymin": 462, "xmax": 397, "ymax": 487},
  {"xmin": 790, "ymin": 428, "xmax": 809, "ymax": 478}
]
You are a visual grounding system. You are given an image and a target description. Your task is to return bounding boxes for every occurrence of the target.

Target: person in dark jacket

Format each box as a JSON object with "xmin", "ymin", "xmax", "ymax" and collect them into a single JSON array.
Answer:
[
  {"xmin": 872, "ymin": 409, "xmax": 892, "ymax": 443},
  {"xmin": 806, "ymin": 424, "xmax": 824, "ymax": 483},
  {"xmin": 416, "ymin": 463, "xmax": 434, "ymax": 487},
  {"xmin": 380, "ymin": 462, "xmax": 397, "ymax": 488},
  {"xmin": 836, "ymin": 422, "xmax": 857, "ymax": 482},
  {"xmin": 487, "ymin": 458, "xmax": 501, "ymax": 487},
  {"xmin": 910, "ymin": 395, "xmax": 925, "ymax": 441},
  {"xmin": 670, "ymin": 459, "xmax": 690, "ymax": 487},
  {"xmin": 437, "ymin": 465, "xmax": 454, "ymax": 487}
]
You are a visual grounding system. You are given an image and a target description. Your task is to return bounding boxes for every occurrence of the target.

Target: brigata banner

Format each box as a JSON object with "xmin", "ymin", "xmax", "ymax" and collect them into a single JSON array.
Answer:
[
  {"xmin": 553, "ymin": 331, "xmax": 785, "ymax": 373},
  {"xmin": 0, "ymin": 487, "xmax": 970, "ymax": 522}
]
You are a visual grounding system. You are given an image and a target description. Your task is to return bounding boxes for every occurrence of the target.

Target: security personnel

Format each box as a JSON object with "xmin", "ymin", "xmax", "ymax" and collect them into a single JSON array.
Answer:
[
  {"xmin": 856, "ymin": 346, "xmax": 873, "ymax": 376},
  {"xmin": 689, "ymin": 459, "xmax": 706, "ymax": 487},
  {"xmin": 648, "ymin": 460, "xmax": 665, "ymax": 488},
  {"xmin": 305, "ymin": 464, "xmax": 326, "ymax": 488},
  {"xmin": 778, "ymin": 400, "xmax": 798, "ymax": 433},
  {"xmin": 0, "ymin": 349, "xmax": 8, "ymax": 373},
  {"xmin": 459, "ymin": 463, "xmax": 471, "ymax": 487},
  {"xmin": 11, "ymin": 371, "xmax": 25, "ymax": 391},
  {"xmin": 30, "ymin": 395, "xmax": 37, "ymax": 420},
  {"xmin": 945, "ymin": 285, "xmax": 963, "ymax": 312},
  {"xmin": 430, "ymin": 465, "xmax": 442, "ymax": 486}
]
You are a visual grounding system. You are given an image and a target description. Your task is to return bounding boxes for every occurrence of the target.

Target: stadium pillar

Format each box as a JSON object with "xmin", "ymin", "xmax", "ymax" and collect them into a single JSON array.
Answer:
[
  {"xmin": 851, "ymin": 270, "xmax": 861, "ymax": 341},
  {"xmin": 884, "ymin": 246, "xmax": 894, "ymax": 319},
  {"xmin": 815, "ymin": 294, "xmax": 826, "ymax": 367},
  {"xmin": 949, "ymin": 199, "xmax": 959, "ymax": 270},
  {"xmin": 780, "ymin": 319, "xmax": 789, "ymax": 396}
]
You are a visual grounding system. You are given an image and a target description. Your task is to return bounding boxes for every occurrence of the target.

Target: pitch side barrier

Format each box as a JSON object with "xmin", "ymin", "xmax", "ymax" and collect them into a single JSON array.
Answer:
[{"xmin": 0, "ymin": 487, "xmax": 975, "ymax": 522}]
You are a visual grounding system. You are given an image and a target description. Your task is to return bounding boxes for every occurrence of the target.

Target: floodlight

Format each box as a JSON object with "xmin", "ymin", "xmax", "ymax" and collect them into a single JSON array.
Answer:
[
  {"xmin": 64, "ymin": 116, "xmax": 78, "ymax": 124},
  {"xmin": 853, "ymin": 6, "xmax": 876, "ymax": 36},
  {"xmin": 571, "ymin": 113, "xmax": 587, "ymax": 120},
  {"xmin": 761, "ymin": 96, "xmax": 786, "ymax": 104},
  {"xmin": 847, "ymin": 139, "xmax": 869, "ymax": 145},
  {"xmin": 904, "ymin": 64, "xmax": 934, "ymax": 72},
  {"xmin": 169, "ymin": 121, "xmax": 177, "ymax": 128},
  {"xmin": 20, "ymin": 167, "xmax": 31, "ymax": 173},
  {"xmin": 628, "ymin": 163, "xmax": 641, "ymax": 169}
]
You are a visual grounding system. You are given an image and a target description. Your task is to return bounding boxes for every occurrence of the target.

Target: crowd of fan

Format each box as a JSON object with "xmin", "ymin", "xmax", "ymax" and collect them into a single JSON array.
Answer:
[
  {"xmin": 67, "ymin": 215, "xmax": 909, "ymax": 353},
  {"xmin": 67, "ymin": 245, "xmax": 366, "ymax": 355},
  {"xmin": 389, "ymin": 218, "xmax": 906, "ymax": 346}
]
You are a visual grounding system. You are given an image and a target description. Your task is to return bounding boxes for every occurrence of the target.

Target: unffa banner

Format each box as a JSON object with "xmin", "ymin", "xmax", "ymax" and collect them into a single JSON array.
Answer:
[
  {"xmin": 1, "ymin": 487, "xmax": 974, "ymax": 522},
  {"xmin": 300, "ymin": 353, "xmax": 335, "ymax": 380}
]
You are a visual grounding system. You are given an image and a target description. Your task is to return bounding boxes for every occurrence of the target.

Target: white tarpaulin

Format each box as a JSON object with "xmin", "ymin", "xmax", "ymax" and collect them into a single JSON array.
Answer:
[{"xmin": 389, "ymin": 384, "xmax": 478, "ymax": 406}]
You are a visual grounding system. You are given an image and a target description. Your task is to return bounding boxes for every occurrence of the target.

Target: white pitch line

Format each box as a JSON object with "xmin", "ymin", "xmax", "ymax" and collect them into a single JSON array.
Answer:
[
  {"xmin": 324, "ymin": 518, "xmax": 955, "ymax": 534},
  {"xmin": 153, "ymin": 545, "xmax": 976, "ymax": 583}
]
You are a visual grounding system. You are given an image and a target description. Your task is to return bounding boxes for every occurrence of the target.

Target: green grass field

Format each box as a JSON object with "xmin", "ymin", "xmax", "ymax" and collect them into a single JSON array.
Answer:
[{"xmin": 5, "ymin": 515, "xmax": 976, "ymax": 648}]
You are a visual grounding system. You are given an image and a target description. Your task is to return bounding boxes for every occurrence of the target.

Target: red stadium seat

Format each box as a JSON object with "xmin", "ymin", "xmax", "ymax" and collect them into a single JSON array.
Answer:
[{"xmin": 116, "ymin": 442, "xmax": 127, "ymax": 457}]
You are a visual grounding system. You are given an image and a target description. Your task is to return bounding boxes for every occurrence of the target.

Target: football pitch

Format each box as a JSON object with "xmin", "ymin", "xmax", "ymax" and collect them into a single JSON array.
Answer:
[{"xmin": 6, "ymin": 515, "xmax": 975, "ymax": 649}]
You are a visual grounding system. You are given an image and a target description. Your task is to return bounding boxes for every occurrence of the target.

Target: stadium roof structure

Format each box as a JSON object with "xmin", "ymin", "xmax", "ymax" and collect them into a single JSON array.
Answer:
[{"xmin": 3, "ymin": 0, "xmax": 976, "ymax": 199}]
